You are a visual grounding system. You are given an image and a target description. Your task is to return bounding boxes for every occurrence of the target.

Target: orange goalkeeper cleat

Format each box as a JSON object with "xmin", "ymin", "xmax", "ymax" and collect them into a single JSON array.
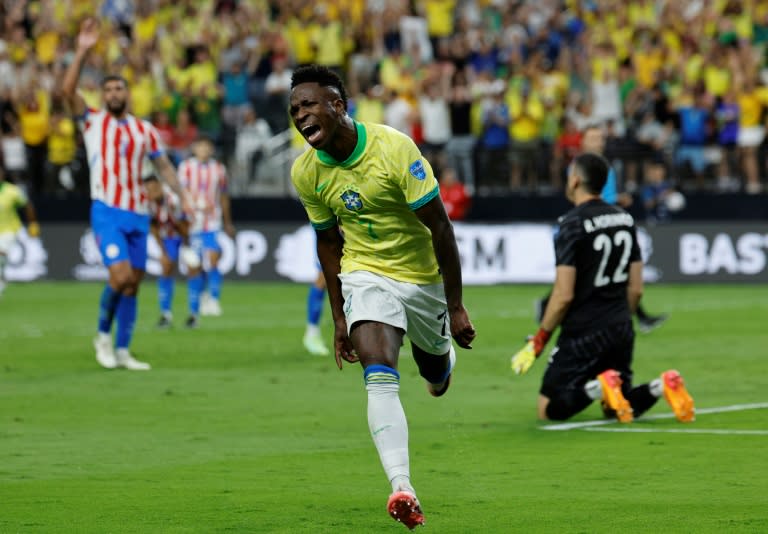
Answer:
[
  {"xmin": 661, "ymin": 370, "xmax": 695, "ymax": 422},
  {"xmin": 597, "ymin": 369, "xmax": 633, "ymax": 423},
  {"xmin": 387, "ymin": 491, "xmax": 425, "ymax": 530}
]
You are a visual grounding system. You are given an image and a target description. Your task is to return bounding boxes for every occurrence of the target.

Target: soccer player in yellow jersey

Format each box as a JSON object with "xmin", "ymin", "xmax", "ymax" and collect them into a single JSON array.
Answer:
[
  {"xmin": 0, "ymin": 172, "xmax": 40, "ymax": 296},
  {"xmin": 290, "ymin": 65, "xmax": 476, "ymax": 530}
]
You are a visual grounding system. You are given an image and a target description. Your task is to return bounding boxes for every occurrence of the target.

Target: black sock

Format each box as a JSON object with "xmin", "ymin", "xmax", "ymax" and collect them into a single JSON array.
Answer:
[{"xmin": 626, "ymin": 384, "xmax": 659, "ymax": 417}]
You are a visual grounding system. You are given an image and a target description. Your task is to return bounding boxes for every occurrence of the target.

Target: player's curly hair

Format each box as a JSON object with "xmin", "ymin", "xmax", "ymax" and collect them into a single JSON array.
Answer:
[
  {"xmin": 572, "ymin": 152, "xmax": 610, "ymax": 194},
  {"xmin": 290, "ymin": 65, "xmax": 348, "ymax": 111}
]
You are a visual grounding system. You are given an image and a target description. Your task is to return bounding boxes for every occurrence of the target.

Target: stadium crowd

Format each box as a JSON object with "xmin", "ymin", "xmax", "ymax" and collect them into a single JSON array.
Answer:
[{"xmin": 1, "ymin": 0, "xmax": 768, "ymax": 199}]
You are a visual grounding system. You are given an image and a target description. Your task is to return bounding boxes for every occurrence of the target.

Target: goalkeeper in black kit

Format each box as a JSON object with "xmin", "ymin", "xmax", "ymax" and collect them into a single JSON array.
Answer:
[{"xmin": 510, "ymin": 153, "xmax": 694, "ymax": 424}]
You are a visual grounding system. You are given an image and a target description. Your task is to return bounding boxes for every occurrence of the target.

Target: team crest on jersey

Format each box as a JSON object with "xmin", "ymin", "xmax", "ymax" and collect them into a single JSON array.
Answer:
[
  {"xmin": 409, "ymin": 160, "xmax": 426, "ymax": 180},
  {"xmin": 340, "ymin": 189, "xmax": 363, "ymax": 211}
]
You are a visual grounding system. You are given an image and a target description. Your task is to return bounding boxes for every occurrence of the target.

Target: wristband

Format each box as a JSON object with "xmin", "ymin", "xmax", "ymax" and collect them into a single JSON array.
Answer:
[{"xmin": 531, "ymin": 327, "xmax": 552, "ymax": 356}]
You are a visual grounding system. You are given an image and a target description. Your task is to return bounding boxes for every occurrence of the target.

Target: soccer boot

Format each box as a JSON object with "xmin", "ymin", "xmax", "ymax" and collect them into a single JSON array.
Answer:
[
  {"xmin": 303, "ymin": 331, "xmax": 329, "ymax": 356},
  {"xmin": 115, "ymin": 349, "xmax": 151, "ymax": 371},
  {"xmin": 597, "ymin": 369, "xmax": 633, "ymax": 423},
  {"xmin": 93, "ymin": 334, "xmax": 117, "ymax": 369},
  {"xmin": 185, "ymin": 315, "xmax": 199, "ymax": 329},
  {"xmin": 204, "ymin": 298, "xmax": 222, "ymax": 317},
  {"xmin": 156, "ymin": 313, "xmax": 172, "ymax": 329},
  {"xmin": 661, "ymin": 370, "xmax": 695, "ymax": 422},
  {"xmin": 638, "ymin": 313, "xmax": 669, "ymax": 334},
  {"xmin": 387, "ymin": 491, "xmax": 425, "ymax": 530},
  {"xmin": 426, "ymin": 346, "xmax": 456, "ymax": 397}
]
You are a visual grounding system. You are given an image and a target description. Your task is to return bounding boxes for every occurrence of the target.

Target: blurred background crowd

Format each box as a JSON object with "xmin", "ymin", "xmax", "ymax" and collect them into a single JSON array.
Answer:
[{"xmin": 2, "ymin": 0, "xmax": 768, "ymax": 203}]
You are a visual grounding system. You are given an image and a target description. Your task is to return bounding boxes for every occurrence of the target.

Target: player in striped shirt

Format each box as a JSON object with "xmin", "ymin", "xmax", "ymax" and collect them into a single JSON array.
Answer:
[
  {"xmin": 145, "ymin": 174, "xmax": 203, "ymax": 330},
  {"xmin": 63, "ymin": 18, "xmax": 188, "ymax": 371},
  {"xmin": 178, "ymin": 137, "xmax": 235, "ymax": 317}
]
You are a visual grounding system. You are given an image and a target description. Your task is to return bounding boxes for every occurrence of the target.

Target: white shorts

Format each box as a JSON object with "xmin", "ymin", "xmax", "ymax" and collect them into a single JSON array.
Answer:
[
  {"xmin": 0, "ymin": 232, "xmax": 17, "ymax": 255},
  {"xmin": 737, "ymin": 126, "xmax": 765, "ymax": 148},
  {"xmin": 339, "ymin": 270, "xmax": 451, "ymax": 355}
]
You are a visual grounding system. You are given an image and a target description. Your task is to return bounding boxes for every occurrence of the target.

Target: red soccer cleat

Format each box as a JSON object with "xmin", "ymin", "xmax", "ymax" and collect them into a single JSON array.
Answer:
[
  {"xmin": 661, "ymin": 369, "xmax": 695, "ymax": 422},
  {"xmin": 597, "ymin": 369, "xmax": 633, "ymax": 423},
  {"xmin": 387, "ymin": 491, "xmax": 425, "ymax": 530}
]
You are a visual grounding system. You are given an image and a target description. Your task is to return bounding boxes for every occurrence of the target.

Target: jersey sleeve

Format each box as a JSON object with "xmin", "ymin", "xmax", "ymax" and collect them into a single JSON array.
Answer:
[
  {"xmin": 554, "ymin": 215, "xmax": 583, "ymax": 266},
  {"xmin": 78, "ymin": 107, "xmax": 101, "ymax": 131},
  {"xmin": 291, "ymin": 159, "xmax": 336, "ymax": 230},
  {"xmin": 395, "ymin": 137, "xmax": 439, "ymax": 210}
]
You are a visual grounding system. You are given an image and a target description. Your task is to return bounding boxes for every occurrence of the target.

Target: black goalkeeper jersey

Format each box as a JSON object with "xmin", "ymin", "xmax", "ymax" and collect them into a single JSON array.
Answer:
[{"xmin": 554, "ymin": 198, "xmax": 642, "ymax": 335}]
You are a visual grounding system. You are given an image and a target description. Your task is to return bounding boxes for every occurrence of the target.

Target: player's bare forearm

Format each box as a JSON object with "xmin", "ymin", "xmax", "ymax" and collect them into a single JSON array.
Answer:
[
  {"xmin": 416, "ymin": 197, "xmax": 464, "ymax": 310},
  {"xmin": 220, "ymin": 193, "xmax": 235, "ymax": 235},
  {"xmin": 316, "ymin": 225, "xmax": 357, "ymax": 368},
  {"xmin": 416, "ymin": 197, "xmax": 476, "ymax": 348},
  {"xmin": 315, "ymin": 226, "xmax": 345, "ymax": 323},
  {"xmin": 626, "ymin": 261, "xmax": 644, "ymax": 314},
  {"xmin": 154, "ymin": 155, "xmax": 185, "ymax": 200},
  {"xmin": 540, "ymin": 266, "xmax": 576, "ymax": 332},
  {"xmin": 61, "ymin": 51, "xmax": 87, "ymax": 116},
  {"xmin": 24, "ymin": 203, "xmax": 38, "ymax": 224}
]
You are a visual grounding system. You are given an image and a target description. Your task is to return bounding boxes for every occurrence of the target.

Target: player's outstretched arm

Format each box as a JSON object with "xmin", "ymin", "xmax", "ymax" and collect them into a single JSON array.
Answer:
[
  {"xmin": 316, "ymin": 225, "xmax": 356, "ymax": 369},
  {"xmin": 512, "ymin": 265, "xmax": 574, "ymax": 375},
  {"xmin": 414, "ymin": 196, "xmax": 476, "ymax": 349},
  {"xmin": 62, "ymin": 17, "xmax": 99, "ymax": 117}
]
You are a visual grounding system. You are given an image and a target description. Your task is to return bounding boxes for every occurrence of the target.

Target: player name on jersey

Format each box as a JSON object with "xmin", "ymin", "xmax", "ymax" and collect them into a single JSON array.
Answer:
[{"xmin": 583, "ymin": 212, "xmax": 635, "ymax": 233}]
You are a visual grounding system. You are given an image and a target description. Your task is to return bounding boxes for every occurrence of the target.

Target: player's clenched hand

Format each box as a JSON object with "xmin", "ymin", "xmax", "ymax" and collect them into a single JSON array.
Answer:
[
  {"xmin": 333, "ymin": 318, "xmax": 358, "ymax": 369},
  {"xmin": 450, "ymin": 306, "xmax": 476, "ymax": 349},
  {"xmin": 510, "ymin": 328, "xmax": 551, "ymax": 375}
]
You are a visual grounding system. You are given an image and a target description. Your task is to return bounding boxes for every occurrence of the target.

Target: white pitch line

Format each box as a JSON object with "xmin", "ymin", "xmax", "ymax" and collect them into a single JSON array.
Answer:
[
  {"xmin": 585, "ymin": 427, "xmax": 768, "ymax": 436},
  {"xmin": 540, "ymin": 402, "xmax": 768, "ymax": 431}
]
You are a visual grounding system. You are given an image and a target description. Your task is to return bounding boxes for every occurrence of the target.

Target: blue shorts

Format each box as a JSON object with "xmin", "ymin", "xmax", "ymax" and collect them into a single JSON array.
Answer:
[
  {"xmin": 91, "ymin": 200, "xmax": 150, "ymax": 269},
  {"xmin": 163, "ymin": 236, "xmax": 182, "ymax": 262},
  {"xmin": 191, "ymin": 231, "xmax": 222, "ymax": 255},
  {"xmin": 676, "ymin": 145, "xmax": 707, "ymax": 174}
]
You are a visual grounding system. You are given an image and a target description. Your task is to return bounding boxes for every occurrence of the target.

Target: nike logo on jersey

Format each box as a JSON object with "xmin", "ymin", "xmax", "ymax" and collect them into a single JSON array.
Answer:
[{"xmin": 315, "ymin": 180, "xmax": 330, "ymax": 193}]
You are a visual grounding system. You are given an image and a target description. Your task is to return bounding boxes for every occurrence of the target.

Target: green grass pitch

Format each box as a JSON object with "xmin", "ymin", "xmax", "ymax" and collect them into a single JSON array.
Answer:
[{"xmin": 1, "ymin": 282, "xmax": 767, "ymax": 533}]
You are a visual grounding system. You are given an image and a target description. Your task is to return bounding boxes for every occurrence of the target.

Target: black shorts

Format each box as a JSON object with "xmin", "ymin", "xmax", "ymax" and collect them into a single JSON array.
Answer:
[{"xmin": 540, "ymin": 321, "xmax": 635, "ymax": 399}]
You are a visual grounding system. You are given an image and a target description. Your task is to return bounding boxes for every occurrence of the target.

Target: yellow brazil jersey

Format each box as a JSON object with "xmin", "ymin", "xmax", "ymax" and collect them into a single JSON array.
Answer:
[
  {"xmin": 291, "ymin": 121, "xmax": 441, "ymax": 284},
  {"xmin": 0, "ymin": 181, "xmax": 27, "ymax": 234}
]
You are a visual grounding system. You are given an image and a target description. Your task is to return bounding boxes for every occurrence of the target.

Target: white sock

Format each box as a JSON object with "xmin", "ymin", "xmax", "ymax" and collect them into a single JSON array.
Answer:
[
  {"xmin": 97, "ymin": 331, "xmax": 111, "ymax": 344},
  {"xmin": 305, "ymin": 324, "xmax": 320, "ymax": 337},
  {"xmin": 649, "ymin": 378, "xmax": 663, "ymax": 398},
  {"xmin": 584, "ymin": 379, "xmax": 603, "ymax": 400},
  {"xmin": 365, "ymin": 366, "xmax": 413, "ymax": 494}
]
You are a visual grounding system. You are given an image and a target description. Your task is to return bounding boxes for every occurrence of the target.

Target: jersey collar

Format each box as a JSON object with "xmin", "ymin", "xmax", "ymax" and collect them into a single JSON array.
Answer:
[{"xmin": 316, "ymin": 120, "xmax": 366, "ymax": 167}]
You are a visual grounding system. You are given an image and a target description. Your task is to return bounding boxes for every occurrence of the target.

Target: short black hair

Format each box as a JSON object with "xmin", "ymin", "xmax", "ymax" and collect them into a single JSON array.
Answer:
[
  {"xmin": 290, "ymin": 65, "xmax": 348, "ymax": 110},
  {"xmin": 101, "ymin": 74, "xmax": 128, "ymax": 88},
  {"xmin": 572, "ymin": 152, "xmax": 610, "ymax": 194}
]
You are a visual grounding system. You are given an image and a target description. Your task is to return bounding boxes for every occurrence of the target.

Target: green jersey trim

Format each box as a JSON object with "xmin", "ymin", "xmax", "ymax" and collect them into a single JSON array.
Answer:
[
  {"xmin": 316, "ymin": 121, "xmax": 367, "ymax": 167},
  {"xmin": 408, "ymin": 185, "xmax": 439, "ymax": 211},
  {"xmin": 311, "ymin": 218, "xmax": 337, "ymax": 230}
]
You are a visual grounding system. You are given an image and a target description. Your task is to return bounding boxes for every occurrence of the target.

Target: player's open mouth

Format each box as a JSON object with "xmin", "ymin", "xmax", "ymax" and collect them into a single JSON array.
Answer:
[{"xmin": 302, "ymin": 124, "xmax": 322, "ymax": 144}]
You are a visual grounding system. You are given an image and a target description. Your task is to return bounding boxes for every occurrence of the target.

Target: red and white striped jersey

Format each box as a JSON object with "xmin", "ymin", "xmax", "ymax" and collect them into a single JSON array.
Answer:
[
  {"xmin": 149, "ymin": 185, "xmax": 184, "ymax": 239},
  {"xmin": 79, "ymin": 108, "xmax": 165, "ymax": 214},
  {"xmin": 178, "ymin": 157, "xmax": 228, "ymax": 232}
]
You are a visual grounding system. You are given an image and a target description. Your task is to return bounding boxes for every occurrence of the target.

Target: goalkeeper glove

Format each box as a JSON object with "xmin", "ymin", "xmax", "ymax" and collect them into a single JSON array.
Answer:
[
  {"xmin": 510, "ymin": 328, "xmax": 551, "ymax": 375},
  {"xmin": 180, "ymin": 245, "xmax": 201, "ymax": 269},
  {"xmin": 27, "ymin": 222, "xmax": 40, "ymax": 238}
]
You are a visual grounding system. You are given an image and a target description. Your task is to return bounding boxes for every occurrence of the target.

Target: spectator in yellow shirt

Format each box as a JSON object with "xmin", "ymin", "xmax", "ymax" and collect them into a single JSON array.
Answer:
[
  {"xmin": 508, "ymin": 83, "xmax": 544, "ymax": 191},
  {"xmin": 46, "ymin": 104, "xmax": 77, "ymax": 194},
  {"xmin": 736, "ymin": 76, "xmax": 765, "ymax": 194},
  {"xmin": 15, "ymin": 88, "xmax": 49, "ymax": 195}
]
